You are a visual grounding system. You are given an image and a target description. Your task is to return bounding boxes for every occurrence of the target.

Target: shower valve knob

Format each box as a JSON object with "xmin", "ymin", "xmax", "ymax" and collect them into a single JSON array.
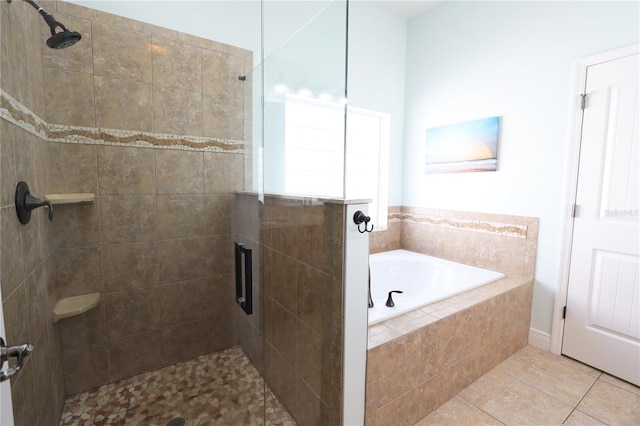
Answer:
[
  {"xmin": 15, "ymin": 181, "xmax": 53, "ymax": 225},
  {"xmin": 0, "ymin": 337, "xmax": 33, "ymax": 382}
]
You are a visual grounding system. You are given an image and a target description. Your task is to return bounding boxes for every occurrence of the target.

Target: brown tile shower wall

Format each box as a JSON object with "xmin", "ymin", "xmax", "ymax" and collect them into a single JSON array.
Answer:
[
  {"xmin": 1, "ymin": 2, "xmax": 65, "ymax": 425},
  {"xmin": 2, "ymin": 0, "xmax": 252, "ymax": 409},
  {"xmin": 0, "ymin": 119, "xmax": 65, "ymax": 426},
  {"xmin": 234, "ymin": 193, "xmax": 345, "ymax": 426},
  {"xmin": 39, "ymin": 0, "xmax": 251, "ymax": 140},
  {"xmin": 51, "ymin": 145, "xmax": 241, "ymax": 394},
  {"xmin": 1, "ymin": 0, "xmax": 46, "ymax": 118}
]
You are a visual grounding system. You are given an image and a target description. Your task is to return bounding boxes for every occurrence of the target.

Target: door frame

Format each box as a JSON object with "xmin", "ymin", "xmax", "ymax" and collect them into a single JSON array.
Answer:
[{"xmin": 550, "ymin": 43, "xmax": 640, "ymax": 355}]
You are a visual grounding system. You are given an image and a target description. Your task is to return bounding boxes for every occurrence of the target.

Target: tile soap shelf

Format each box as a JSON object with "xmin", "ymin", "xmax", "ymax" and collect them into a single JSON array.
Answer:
[
  {"xmin": 53, "ymin": 293, "xmax": 100, "ymax": 322},
  {"xmin": 44, "ymin": 193, "xmax": 94, "ymax": 205}
]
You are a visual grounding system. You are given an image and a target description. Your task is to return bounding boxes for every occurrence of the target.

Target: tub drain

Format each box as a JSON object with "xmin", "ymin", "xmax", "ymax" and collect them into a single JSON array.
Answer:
[{"xmin": 166, "ymin": 416, "xmax": 187, "ymax": 426}]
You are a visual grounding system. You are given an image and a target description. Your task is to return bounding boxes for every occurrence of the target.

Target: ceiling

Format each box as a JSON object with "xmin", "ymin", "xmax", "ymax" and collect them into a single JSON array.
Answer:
[{"xmin": 372, "ymin": 1, "xmax": 439, "ymax": 20}]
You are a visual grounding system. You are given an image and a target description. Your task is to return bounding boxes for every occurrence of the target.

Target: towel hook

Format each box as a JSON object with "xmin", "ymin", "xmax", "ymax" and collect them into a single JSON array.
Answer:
[{"xmin": 353, "ymin": 210, "xmax": 373, "ymax": 233}]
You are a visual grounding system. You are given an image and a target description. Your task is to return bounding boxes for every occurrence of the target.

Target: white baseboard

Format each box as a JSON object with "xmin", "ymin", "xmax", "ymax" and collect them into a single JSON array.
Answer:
[{"xmin": 528, "ymin": 327, "xmax": 551, "ymax": 352}]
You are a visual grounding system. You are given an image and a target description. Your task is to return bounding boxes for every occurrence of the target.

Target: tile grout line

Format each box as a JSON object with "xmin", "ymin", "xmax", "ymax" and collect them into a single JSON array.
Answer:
[
  {"xmin": 598, "ymin": 374, "xmax": 640, "ymax": 396},
  {"xmin": 455, "ymin": 394, "xmax": 508, "ymax": 426},
  {"xmin": 559, "ymin": 370, "xmax": 602, "ymax": 425},
  {"xmin": 493, "ymin": 355, "xmax": 602, "ymax": 409},
  {"xmin": 456, "ymin": 355, "xmax": 597, "ymax": 426}
]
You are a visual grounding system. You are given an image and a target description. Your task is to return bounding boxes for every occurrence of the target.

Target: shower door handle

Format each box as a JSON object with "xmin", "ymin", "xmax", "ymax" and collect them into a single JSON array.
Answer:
[
  {"xmin": 234, "ymin": 243, "xmax": 253, "ymax": 315},
  {"xmin": 0, "ymin": 337, "xmax": 34, "ymax": 382}
]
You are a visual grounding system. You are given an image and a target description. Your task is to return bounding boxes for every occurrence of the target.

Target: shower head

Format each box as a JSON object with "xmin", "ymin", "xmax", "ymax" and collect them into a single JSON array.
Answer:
[
  {"xmin": 8, "ymin": 0, "xmax": 82, "ymax": 49},
  {"xmin": 44, "ymin": 20, "xmax": 82, "ymax": 49}
]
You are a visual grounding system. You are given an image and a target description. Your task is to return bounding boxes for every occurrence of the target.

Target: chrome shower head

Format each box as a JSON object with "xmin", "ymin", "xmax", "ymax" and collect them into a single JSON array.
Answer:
[{"xmin": 8, "ymin": 0, "xmax": 82, "ymax": 49}]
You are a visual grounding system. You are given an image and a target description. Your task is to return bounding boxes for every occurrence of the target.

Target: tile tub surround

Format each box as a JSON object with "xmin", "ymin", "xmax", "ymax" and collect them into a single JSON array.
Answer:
[
  {"xmin": 365, "ymin": 207, "xmax": 538, "ymax": 425},
  {"xmin": 366, "ymin": 277, "xmax": 534, "ymax": 425},
  {"xmin": 370, "ymin": 206, "xmax": 538, "ymax": 279},
  {"xmin": 369, "ymin": 206, "xmax": 402, "ymax": 254}
]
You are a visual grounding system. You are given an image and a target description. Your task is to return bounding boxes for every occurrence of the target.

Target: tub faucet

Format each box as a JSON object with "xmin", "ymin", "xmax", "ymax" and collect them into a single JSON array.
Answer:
[
  {"xmin": 386, "ymin": 290, "xmax": 403, "ymax": 307},
  {"xmin": 368, "ymin": 264, "xmax": 374, "ymax": 308}
]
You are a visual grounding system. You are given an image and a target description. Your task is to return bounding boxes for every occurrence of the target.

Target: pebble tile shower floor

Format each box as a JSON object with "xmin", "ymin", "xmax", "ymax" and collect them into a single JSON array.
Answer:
[{"xmin": 59, "ymin": 346, "xmax": 296, "ymax": 426}]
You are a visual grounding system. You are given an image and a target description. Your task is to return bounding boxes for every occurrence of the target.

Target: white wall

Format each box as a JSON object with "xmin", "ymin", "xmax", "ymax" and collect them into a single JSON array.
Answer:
[
  {"xmin": 402, "ymin": 1, "xmax": 640, "ymax": 334},
  {"xmin": 347, "ymin": 2, "xmax": 406, "ymax": 206}
]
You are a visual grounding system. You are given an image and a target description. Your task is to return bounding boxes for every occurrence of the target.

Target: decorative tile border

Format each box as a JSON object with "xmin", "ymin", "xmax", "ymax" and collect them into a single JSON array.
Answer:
[
  {"xmin": 0, "ymin": 89, "xmax": 49, "ymax": 135},
  {"xmin": 389, "ymin": 210, "xmax": 528, "ymax": 239},
  {"xmin": 1, "ymin": 89, "xmax": 244, "ymax": 153}
]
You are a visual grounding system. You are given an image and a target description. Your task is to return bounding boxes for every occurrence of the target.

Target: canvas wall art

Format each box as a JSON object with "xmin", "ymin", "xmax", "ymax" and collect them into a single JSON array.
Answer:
[{"xmin": 425, "ymin": 116, "xmax": 500, "ymax": 174}]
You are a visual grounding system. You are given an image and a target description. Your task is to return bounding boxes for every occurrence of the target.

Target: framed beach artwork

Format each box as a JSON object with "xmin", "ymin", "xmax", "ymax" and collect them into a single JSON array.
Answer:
[{"xmin": 425, "ymin": 116, "xmax": 500, "ymax": 174}]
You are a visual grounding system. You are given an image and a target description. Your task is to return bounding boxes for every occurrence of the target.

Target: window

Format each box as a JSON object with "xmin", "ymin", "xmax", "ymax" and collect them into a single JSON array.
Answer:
[
  {"xmin": 280, "ymin": 94, "xmax": 390, "ymax": 229},
  {"xmin": 344, "ymin": 106, "xmax": 390, "ymax": 230}
]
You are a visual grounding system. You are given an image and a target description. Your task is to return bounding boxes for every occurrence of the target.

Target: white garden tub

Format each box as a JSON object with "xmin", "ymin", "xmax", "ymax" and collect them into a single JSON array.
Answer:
[{"xmin": 368, "ymin": 250, "xmax": 504, "ymax": 325}]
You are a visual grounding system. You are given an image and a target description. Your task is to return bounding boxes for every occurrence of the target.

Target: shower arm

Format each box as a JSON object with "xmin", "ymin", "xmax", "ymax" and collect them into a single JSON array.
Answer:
[
  {"xmin": 9, "ymin": 0, "xmax": 48, "ymax": 13},
  {"xmin": 6, "ymin": 0, "xmax": 82, "ymax": 49},
  {"xmin": 16, "ymin": 0, "xmax": 68, "ymax": 35}
]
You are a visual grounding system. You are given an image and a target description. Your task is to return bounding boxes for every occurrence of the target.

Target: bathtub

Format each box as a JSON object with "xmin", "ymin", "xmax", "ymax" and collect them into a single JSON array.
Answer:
[{"xmin": 368, "ymin": 250, "xmax": 505, "ymax": 325}]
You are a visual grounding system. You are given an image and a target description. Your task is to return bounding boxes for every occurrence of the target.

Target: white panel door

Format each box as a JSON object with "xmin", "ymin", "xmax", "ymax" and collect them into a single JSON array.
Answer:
[{"xmin": 562, "ymin": 51, "xmax": 640, "ymax": 386}]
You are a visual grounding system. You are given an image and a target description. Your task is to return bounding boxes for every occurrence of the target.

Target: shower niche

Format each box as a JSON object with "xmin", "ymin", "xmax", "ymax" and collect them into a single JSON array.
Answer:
[
  {"xmin": 45, "ymin": 193, "xmax": 95, "ymax": 204},
  {"xmin": 52, "ymin": 293, "xmax": 101, "ymax": 323}
]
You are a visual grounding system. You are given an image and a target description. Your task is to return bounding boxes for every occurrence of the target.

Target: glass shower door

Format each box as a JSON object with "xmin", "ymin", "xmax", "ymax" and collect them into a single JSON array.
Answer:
[{"xmin": 255, "ymin": 1, "xmax": 349, "ymax": 424}]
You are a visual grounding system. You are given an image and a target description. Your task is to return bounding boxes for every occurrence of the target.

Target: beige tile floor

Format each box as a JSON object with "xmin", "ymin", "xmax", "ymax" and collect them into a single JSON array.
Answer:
[{"xmin": 417, "ymin": 345, "xmax": 640, "ymax": 425}]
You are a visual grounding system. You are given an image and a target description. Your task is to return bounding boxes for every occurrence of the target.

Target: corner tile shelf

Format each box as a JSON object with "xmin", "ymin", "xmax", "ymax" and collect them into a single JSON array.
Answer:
[
  {"xmin": 44, "ymin": 193, "xmax": 94, "ymax": 205},
  {"xmin": 53, "ymin": 293, "xmax": 100, "ymax": 323}
]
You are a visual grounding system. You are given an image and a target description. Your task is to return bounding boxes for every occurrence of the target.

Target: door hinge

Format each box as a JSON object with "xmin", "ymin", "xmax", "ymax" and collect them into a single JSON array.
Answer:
[
  {"xmin": 562, "ymin": 306, "xmax": 567, "ymax": 319},
  {"xmin": 571, "ymin": 204, "xmax": 578, "ymax": 218},
  {"xmin": 580, "ymin": 94, "xmax": 587, "ymax": 110}
]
